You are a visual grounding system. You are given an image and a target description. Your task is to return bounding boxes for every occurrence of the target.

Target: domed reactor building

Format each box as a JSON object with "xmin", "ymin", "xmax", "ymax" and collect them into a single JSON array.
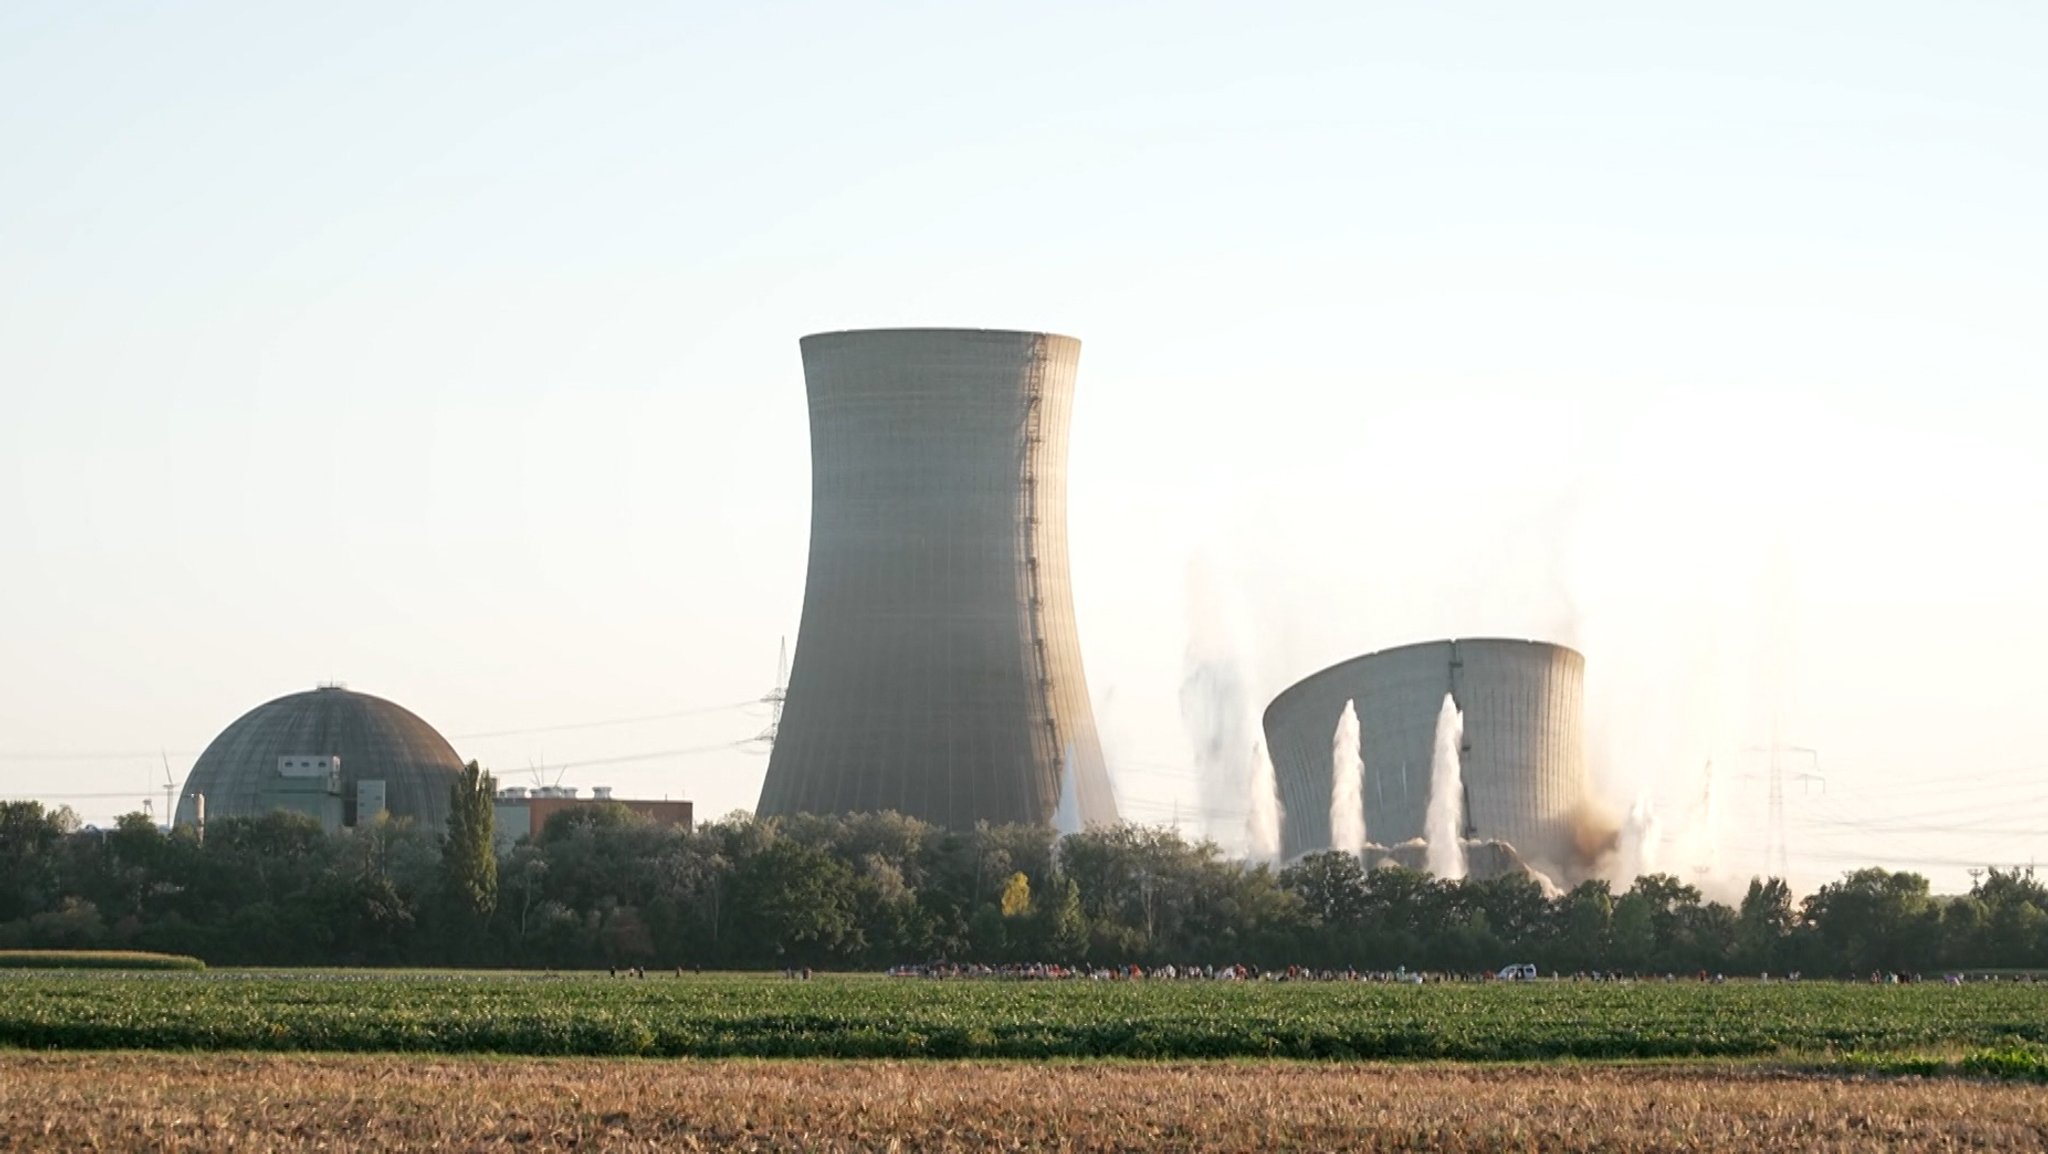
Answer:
[
  {"xmin": 174, "ymin": 685, "xmax": 467, "ymax": 832},
  {"xmin": 1263, "ymin": 639, "xmax": 1591, "ymax": 879},
  {"xmin": 757, "ymin": 329, "xmax": 1118, "ymax": 830}
]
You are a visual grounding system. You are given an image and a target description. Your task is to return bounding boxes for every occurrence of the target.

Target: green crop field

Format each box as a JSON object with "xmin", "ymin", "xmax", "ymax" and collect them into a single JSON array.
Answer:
[{"xmin": 3, "ymin": 972, "xmax": 2046, "ymax": 1062}]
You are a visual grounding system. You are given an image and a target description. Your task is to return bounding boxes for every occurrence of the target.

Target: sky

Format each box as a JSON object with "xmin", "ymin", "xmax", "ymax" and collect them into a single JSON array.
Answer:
[{"xmin": 3, "ymin": 1, "xmax": 2044, "ymax": 896}]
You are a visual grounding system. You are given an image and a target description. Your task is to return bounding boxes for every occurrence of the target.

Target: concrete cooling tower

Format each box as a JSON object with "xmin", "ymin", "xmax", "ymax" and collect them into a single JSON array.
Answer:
[
  {"xmin": 1263, "ymin": 639, "xmax": 1589, "ymax": 877},
  {"xmin": 756, "ymin": 328, "xmax": 1118, "ymax": 830}
]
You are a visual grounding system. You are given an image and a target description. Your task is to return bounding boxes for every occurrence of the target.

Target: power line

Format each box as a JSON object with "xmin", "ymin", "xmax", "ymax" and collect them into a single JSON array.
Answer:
[
  {"xmin": 1775, "ymin": 847, "xmax": 2039, "ymax": 871},
  {"xmin": 0, "ymin": 699, "xmax": 764, "ymax": 759},
  {"xmin": 0, "ymin": 752, "xmax": 196, "ymax": 761},
  {"xmin": 451, "ymin": 701, "xmax": 755, "ymax": 740},
  {"xmin": 1820, "ymin": 774, "xmax": 2048, "ymax": 803},
  {"xmin": 1108, "ymin": 765, "xmax": 1202, "ymax": 782},
  {"xmin": 511, "ymin": 742, "xmax": 745, "ymax": 775},
  {"xmin": 1794, "ymin": 828, "xmax": 2042, "ymax": 849},
  {"xmin": 1115, "ymin": 799, "xmax": 1247, "ymax": 820},
  {"xmin": 5, "ymin": 740, "xmax": 748, "ymax": 802},
  {"xmin": 1801, "ymin": 818, "xmax": 2048, "ymax": 839},
  {"xmin": 0, "ymin": 791, "xmax": 161, "ymax": 801},
  {"xmin": 1802, "ymin": 792, "xmax": 2048, "ymax": 831}
]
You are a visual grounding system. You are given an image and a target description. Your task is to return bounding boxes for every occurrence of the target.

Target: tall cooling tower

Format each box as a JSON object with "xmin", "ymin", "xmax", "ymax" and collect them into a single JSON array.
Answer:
[
  {"xmin": 1263, "ymin": 639, "xmax": 1588, "ymax": 876},
  {"xmin": 756, "ymin": 329, "xmax": 1118, "ymax": 830}
]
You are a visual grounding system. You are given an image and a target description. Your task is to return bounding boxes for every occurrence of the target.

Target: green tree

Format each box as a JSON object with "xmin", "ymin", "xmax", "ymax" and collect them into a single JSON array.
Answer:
[
  {"xmin": 1682, "ymin": 901, "xmax": 1739, "ymax": 972},
  {"xmin": 1616, "ymin": 873, "xmax": 1705, "ymax": 971},
  {"xmin": 1468, "ymin": 874, "xmax": 1551, "ymax": 948},
  {"xmin": 1735, "ymin": 877, "xmax": 1795, "ymax": 974},
  {"xmin": 968, "ymin": 903, "xmax": 1009, "ymax": 958},
  {"xmin": 27, "ymin": 797, "xmax": 2048, "ymax": 973},
  {"xmin": 1801, "ymin": 868, "xmax": 1941, "ymax": 975},
  {"xmin": 1552, "ymin": 880, "xmax": 1613, "ymax": 971},
  {"xmin": 727, "ymin": 836, "xmax": 858, "ymax": 966},
  {"xmin": 1974, "ymin": 868, "xmax": 2048, "ymax": 969},
  {"xmin": 1280, "ymin": 851, "xmax": 1370, "ymax": 928},
  {"xmin": 1279, "ymin": 851, "xmax": 1374, "ymax": 965},
  {"xmin": 850, "ymin": 853, "xmax": 928, "ymax": 965},
  {"xmin": 1358, "ymin": 867, "xmax": 1444, "ymax": 968},
  {"xmin": 1040, "ymin": 875, "xmax": 1089, "ymax": 963},
  {"xmin": 443, "ymin": 761, "xmax": 498, "ymax": 921},
  {"xmin": 0, "ymin": 802, "xmax": 79, "ymax": 923},
  {"xmin": 1611, "ymin": 892, "xmax": 1657, "ymax": 970}
]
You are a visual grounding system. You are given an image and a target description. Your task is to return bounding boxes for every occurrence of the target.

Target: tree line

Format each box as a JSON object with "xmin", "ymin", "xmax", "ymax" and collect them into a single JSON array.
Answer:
[{"xmin": 1, "ymin": 789, "xmax": 2043, "ymax": 975}]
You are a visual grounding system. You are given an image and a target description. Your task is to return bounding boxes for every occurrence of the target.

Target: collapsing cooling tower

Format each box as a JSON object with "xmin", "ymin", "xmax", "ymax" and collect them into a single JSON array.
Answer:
[
  {"xmin": 1263, "ymin": 639, "xmax": 1590, "ymax": 877},
  {"xmin": 756, "ymin": 329, "xmax": 1118, "ymax": 830}
]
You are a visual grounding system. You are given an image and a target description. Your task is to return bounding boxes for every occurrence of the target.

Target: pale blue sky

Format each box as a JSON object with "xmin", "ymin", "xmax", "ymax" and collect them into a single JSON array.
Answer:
[{"xmin": 3, "ymin": 2, "xmax": 2044, "ymax": 893}]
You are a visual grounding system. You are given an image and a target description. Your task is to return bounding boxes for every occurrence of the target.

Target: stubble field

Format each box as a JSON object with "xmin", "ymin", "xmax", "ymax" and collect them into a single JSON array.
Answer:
[{"xmin": 3, "ymin": 1052, "xmax": 2046, "ymax": 1151}]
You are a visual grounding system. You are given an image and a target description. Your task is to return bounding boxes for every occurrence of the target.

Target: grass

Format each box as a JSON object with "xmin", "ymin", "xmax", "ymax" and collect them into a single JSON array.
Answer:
[
  {"xmin": 3, "ymin": 1052, "xmax": 2047, "ymax": 1151},
  {"xmin": 1837, "ymin": 1045, "xmax": 2048, "ymax": 1082},
  {"xmin": 0, "ymin": 949, "xmax": 204, "ymax": 971},
  {"xmin": 2, "ymin": 971, "xmax": 2046, "ymax": 1061}
]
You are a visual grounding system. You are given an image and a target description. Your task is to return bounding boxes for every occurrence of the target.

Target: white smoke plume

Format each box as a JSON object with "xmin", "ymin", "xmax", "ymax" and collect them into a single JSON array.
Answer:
[
  {"xmin": 1611, "ymin": 794, "xmax": 1661, "ymax": 884},
  {"xmin": 1330, "ymin": 700, "xmax": 1366, "ymax": 856},
  {"xmin": 1051, "ymin": 745, "xmax": 1084, "ymax": 839},
  {"xmin": 1246, "ymin": 740, "xmax": 1284, "ymax": 863},
  {"xmin": 1425, "ymin": 692, "xmax": 1467, "ymax": 880},
  {"xmin": 1178, "ymin": 558, "xmax": 1260, "ymax": 847}
]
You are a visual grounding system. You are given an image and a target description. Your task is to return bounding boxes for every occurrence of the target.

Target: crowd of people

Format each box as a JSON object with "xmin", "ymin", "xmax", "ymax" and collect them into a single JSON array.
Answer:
[
  {"xmin": 884, "ymin": 961, "xmax": 1523, "ymax": 983},
  {"xmin": 883, "ymin": 963, "xmax": 2047, "ymax": 985}
]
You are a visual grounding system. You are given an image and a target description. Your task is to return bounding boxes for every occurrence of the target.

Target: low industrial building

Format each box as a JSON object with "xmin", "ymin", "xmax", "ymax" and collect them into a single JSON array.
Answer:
[{"xmin": 491, "ymin": 786, "xmax": 693, "ymax": 853}]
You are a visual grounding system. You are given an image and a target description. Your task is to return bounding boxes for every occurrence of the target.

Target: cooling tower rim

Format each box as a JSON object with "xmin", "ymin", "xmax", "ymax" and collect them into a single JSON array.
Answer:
[
  {"xmin": 800, "ymin": 326, "xmax": 1079, "ymax": 345},
  {"xmin": 1262, "ymin": 638, "xmax": 1584, "ymax": 723}
]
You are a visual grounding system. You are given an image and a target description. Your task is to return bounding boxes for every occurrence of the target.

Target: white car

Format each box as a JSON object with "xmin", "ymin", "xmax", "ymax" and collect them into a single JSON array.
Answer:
[{"xmin": 1496, "ymin": 963, "xmax": 1539, "ymax": 981}]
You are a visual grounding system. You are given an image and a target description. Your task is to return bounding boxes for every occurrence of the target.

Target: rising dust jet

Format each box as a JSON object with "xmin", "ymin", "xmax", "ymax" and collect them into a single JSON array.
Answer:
[
  {"xmin": 1614, "ymin": 795, "xmax": 1661, "ymax": 882},
  {"xmin": 1052, "ymin": 745, "xmax": 1084, "ymax": 840},
  {"xmin": 1329, "ymin": 700, "xmax": 1366, "ymax": 856},
  {"xmin": 1178, "ymin": 560, "xmax": 1259, "ymax": 847},
  {"xmin": 1425, "ymin": 693, "xmax": 1467, "ymax": 880},
  {"xmin": 1246, "ymin": 740, "xmax": 1284, "ymax": 862}
]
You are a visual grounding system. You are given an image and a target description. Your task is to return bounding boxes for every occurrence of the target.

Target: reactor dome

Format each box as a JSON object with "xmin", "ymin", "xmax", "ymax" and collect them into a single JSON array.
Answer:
[{"xmin": 173, "ymin": 685, "xmax": 467, "ymax": 832}]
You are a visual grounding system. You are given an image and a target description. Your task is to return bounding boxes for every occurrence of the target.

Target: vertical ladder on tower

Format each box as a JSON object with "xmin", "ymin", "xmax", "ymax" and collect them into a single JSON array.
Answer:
[{"xmin": 1020, "ymin": 338, "xmax": 1062, "ymax": 766}]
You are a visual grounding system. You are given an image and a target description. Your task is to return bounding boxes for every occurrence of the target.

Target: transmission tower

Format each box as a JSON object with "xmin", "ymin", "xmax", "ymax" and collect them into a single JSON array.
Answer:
[
  {"xmin": 1744, "ymin": 743, "xmax": 1820, "ymax": 879},
  {"xmin": 1768, "ymin": 744, "xmax": 1784, "ymax": 878},
  {"xmin": 755, "ymin": 637, "xmax": 788, "ymax": 748}
]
